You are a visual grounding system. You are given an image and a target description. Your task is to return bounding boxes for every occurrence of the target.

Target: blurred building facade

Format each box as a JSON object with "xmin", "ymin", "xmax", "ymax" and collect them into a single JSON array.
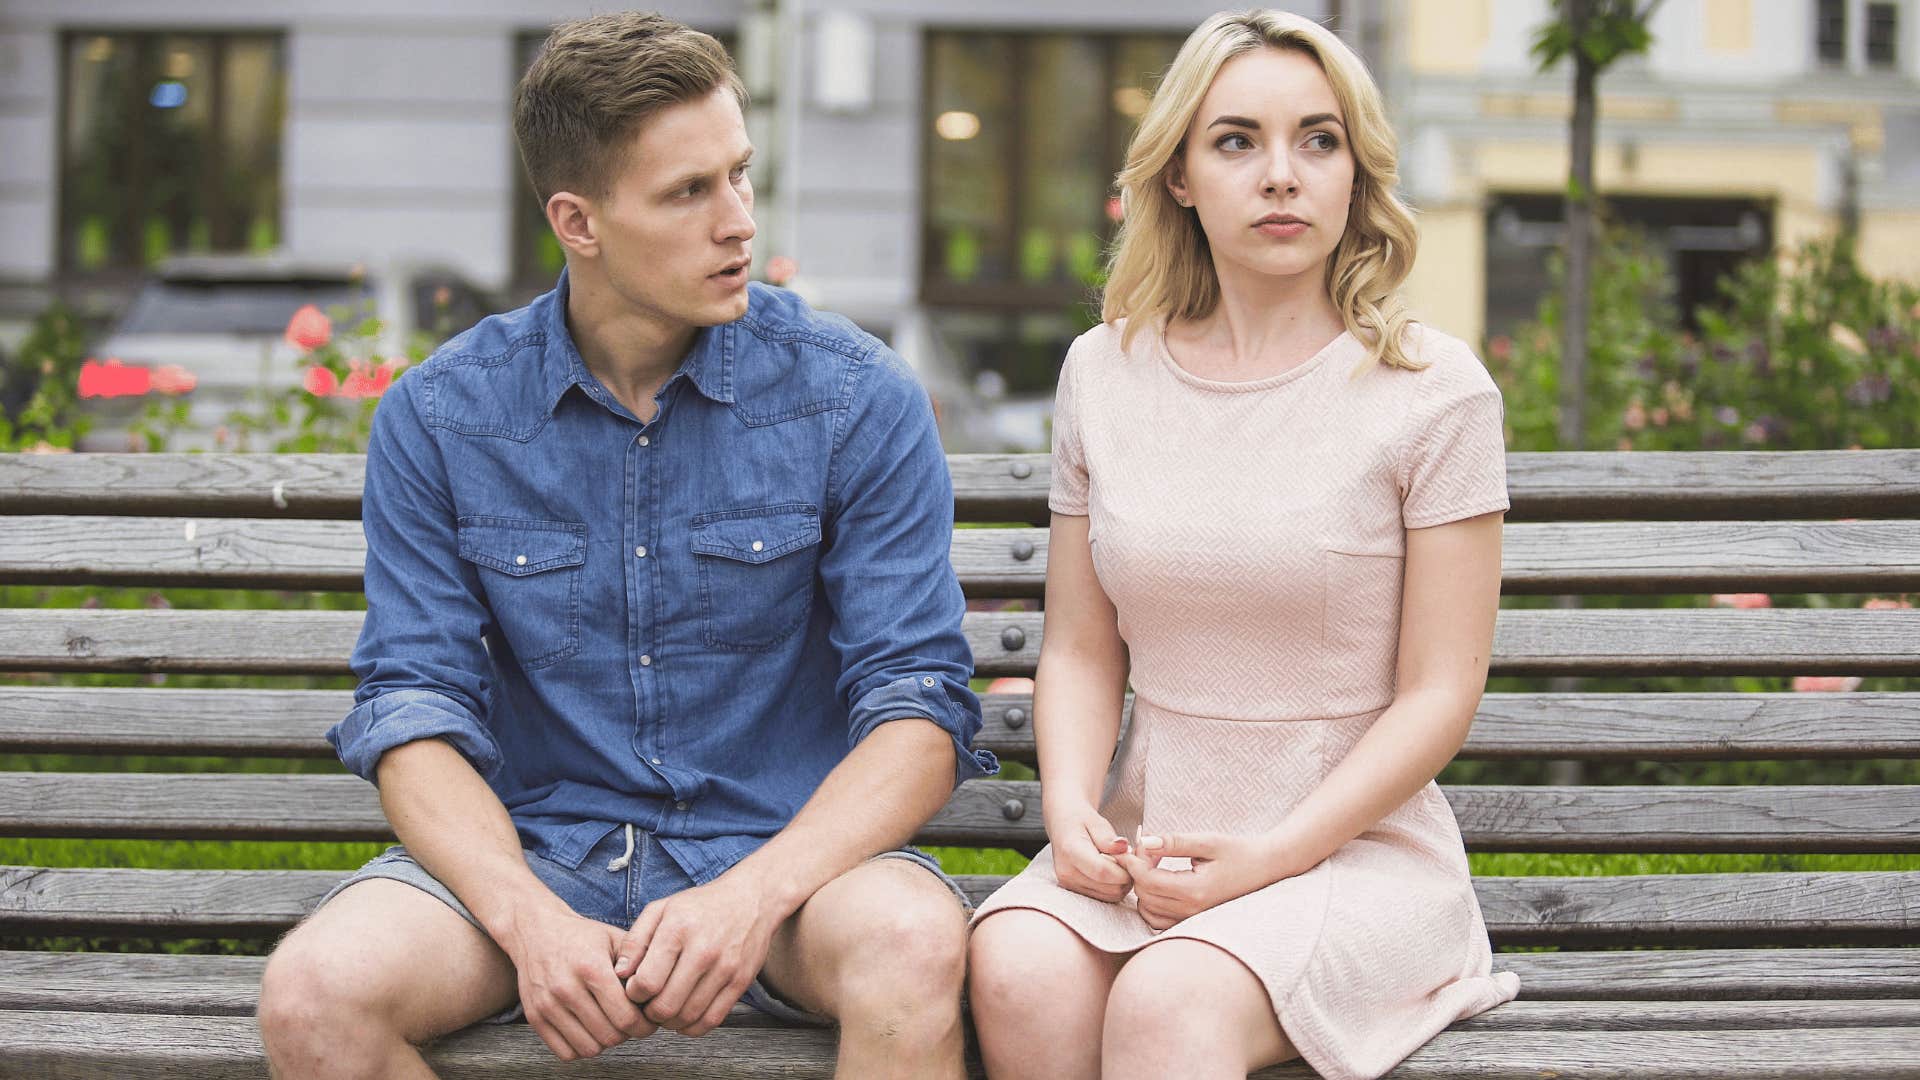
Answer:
[
  {"xmin": 0, "ymin": 0, "xmax": 1914, "ymax": 447},
  {"xmin": 1389, "ymin": 0, "xmax": 1920, "ymax": 347}
]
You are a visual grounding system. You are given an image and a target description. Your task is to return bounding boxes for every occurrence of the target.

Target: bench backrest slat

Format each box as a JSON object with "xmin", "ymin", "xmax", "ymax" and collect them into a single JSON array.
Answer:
[
  {"xmin": 7, "ymin": 450, "xmax": 1920, "ymax": 521},
  {"xmin": 5, "ymin": 687, "xmax": 1917, "ymax": 761},
  {"xmin": 5, "ymin": 517, "xmax": 1919, "ymax": 597}
]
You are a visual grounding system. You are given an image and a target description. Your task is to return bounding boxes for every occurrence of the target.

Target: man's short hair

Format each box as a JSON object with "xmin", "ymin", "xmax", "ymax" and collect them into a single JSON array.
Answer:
[{"xmin": 513, "ymin": 12, "xmax": 747, "ymax": 204}]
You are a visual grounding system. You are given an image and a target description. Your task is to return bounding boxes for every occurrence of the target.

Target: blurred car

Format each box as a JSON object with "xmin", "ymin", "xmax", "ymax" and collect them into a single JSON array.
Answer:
[{"xmin": 76, "ymin": 254, "xmax": 496, "ymax": 451}]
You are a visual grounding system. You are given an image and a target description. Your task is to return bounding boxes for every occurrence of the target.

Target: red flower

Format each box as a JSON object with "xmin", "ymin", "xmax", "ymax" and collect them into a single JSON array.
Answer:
[
  {"xmin": 1709, "ymin": 593, "xmax": 1771, "ymax": 609},
  {"xmin": 285, "ymin": 305, "xmax": 332, "ymax": 352},
  {"xmin": 303, "ymin": 365, "xmax": 339, "ymax": 397},
  {"xmin": 1792, "ymin": 676, "xmax": 1862, "ymax": 692}
]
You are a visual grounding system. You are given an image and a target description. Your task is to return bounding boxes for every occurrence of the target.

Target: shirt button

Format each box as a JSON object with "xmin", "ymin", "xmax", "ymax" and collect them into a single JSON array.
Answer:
[
  {"xmin": 650, "ymin": 757, "xmax": 662, "ymax": 766},
  {"xmin": 640, "ymin": 654, "xmax": 652, "ymax": 666},
  {"xmin": 751, "ymin": 540, "xmax": 764, "ymax": 552},
  {"xmin": 634, "ymin": 546, "xmax": 647, "ymax": 558},
  {"xmin": 922, "ymin": 676, "xmax": 937, "ymax": 687},
  {"xmin": 637, "ymin": 435, "xmax": 650, "ymax": 446},
  {"xmin": 675, "ymin": 801, "xmax": 689, "ymax": 811},
  {"xmin": 514, "ymin": 555, "xmax": 527, "ymax": 566}
]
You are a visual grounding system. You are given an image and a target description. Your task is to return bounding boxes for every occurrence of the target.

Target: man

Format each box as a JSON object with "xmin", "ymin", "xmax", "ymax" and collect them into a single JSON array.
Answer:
[{"xmin": 256, "ymin": 14, "xmax": 995, "ymax": 1079}]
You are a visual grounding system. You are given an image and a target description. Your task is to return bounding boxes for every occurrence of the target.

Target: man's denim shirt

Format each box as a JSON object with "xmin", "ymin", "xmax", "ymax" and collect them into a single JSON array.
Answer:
[{"xmin": 329, "ymin": 273, "xmax": 997, "ymax": 883}]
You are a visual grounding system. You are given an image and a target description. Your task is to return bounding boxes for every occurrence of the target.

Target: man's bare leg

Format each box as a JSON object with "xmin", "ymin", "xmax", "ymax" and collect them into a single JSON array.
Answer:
[
  {"xmin": 757, "ymin": 858, "xmax": 969, "ymax": 1080},
  {"xmin": 258, "ymin": 879, "xmax": 519, "ymax": 1080}
]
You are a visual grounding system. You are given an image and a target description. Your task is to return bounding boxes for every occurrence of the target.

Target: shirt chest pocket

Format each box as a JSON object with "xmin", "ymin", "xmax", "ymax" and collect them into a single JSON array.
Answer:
[
  {"xmin": 456, "ymin": 516, "xmax": 587, "ymax": 670},
  {"xmin": 691, "ymin": 503, "xmax": 822, "ymax": 652}
]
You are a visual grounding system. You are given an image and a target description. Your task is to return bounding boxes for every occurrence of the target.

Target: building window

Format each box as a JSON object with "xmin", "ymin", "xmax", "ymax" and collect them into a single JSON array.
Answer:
[
  {"xmin": 1816, "ymin": 0, "xmax": 1849, "ymax": 64},
  {"xmin": 1865, "ymin": 2, "xmax": 1899, "ymax": 67},
  {"xmin": 59, "ymin": 31, "xmax": 286, "ymax": 279},
  {"xmin": 921, "ymin": 30, "xmax": 1185, "ymax": 310},
  {"xmin": 1484, "ymin": 194, "xmax": 1773, "ymax": 340},
  {"xmin": 509, "ymin": 28, "xmax": 737, "ymax": 299}
]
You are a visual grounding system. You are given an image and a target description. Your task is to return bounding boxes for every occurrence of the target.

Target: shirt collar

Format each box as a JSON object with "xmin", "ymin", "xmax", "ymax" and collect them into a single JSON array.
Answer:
[{"xmin": 537, "ymin": 268, "xmax": 736, "ymax": 417}]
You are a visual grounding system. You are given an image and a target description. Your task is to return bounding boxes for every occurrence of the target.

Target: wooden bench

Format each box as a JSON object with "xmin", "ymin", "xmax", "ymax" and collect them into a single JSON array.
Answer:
[{"xmin": 2, "ymin": 448, "xmax": 1918, "ymax": 1078}]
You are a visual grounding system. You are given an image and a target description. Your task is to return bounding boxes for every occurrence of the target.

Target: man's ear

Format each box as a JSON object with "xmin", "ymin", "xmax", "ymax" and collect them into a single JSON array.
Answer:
[{"xmin": 547, "ymin": 190, "xmax": 599, "ymax": 258}]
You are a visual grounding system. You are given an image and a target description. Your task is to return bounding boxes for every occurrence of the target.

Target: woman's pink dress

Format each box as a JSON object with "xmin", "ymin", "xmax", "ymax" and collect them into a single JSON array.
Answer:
[{"xmin": 971, "ymin": 318, "xmax": 1521, "ymax": 1080}]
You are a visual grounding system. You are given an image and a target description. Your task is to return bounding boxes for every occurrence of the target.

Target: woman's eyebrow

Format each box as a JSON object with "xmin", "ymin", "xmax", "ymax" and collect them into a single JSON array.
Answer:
[{"xmin": 1205, "ymin": 112, "xmax": 1345, "ymax": 131}]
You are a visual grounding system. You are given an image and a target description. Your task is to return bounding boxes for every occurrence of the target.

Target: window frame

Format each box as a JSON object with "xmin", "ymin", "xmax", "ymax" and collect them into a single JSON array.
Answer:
[
  {"xmin": 54, "ymin": 27, "xmax": 287, "ymax": 285},
  {"xmin": 917, "ymin": 27, "xmax": 1186, "ymax": 311}
]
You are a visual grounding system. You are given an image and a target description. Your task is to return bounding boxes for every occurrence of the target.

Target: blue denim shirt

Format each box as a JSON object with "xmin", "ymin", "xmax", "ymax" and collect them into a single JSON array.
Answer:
[{"xmin": 328, "ymin": 272, "xmax": 996, "ymax": 883}]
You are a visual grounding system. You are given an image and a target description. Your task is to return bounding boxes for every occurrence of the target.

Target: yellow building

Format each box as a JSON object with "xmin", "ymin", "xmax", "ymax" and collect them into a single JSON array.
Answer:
[{"xmin": 1381, "ymin": 0, "xmax": 1920, "ymax": 345}]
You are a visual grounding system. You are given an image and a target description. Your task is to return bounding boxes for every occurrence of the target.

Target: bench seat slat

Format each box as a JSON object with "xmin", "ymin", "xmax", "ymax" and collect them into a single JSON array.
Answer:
[
  {"xmin": 3, "ymin": 774, "xmax": 1916, "ymax": 853},
  {"xmin": 4, "ymin": 866, "xmax": 1914, "ymax": 946},
  {"xmin": 8, "ymin": 949, "xmax": 1913, "ymax": 1019},
  {"xmin": 8, "ymin": 450, "xmax": 1920, "ymax": 521},
  {"xmin": 3, "ymin": 607, "xmax": 1917, "ymax": 677},
  {"xmin": 9, "ymin": 517, "xmax": 1920, "ymax": 597},
  {"xmin": 4, "ymin": 1007, "xmax": 1920, "ymax": 1079}
]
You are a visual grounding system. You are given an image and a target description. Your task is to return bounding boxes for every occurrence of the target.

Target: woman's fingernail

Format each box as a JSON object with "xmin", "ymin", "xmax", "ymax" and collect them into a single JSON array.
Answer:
[{"xmin": 1140, "ymin": 834, "xmax": 1163, "ymax": 849}]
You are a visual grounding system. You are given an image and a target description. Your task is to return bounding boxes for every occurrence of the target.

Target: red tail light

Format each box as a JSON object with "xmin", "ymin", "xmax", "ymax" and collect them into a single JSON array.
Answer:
[{"xmin": 78, "ymin": 359, "xmax": 197, "ymax": 398}]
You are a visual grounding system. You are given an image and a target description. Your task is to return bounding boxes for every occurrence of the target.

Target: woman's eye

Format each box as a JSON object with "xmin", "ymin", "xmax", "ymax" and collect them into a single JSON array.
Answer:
[
  {"xmin": 1308, "ymin": 132, "xmax": 1340, "ymax": 151},
  {"xmin": 1217, "ymin": 133, "xmax": 1253, "ymax": 151}
]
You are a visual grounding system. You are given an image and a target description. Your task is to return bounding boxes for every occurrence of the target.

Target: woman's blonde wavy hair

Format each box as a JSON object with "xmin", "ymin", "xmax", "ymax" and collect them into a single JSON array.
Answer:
[{"xmin": 1102, "ymin": 9, "xmax": 1426, "ymax": 371}]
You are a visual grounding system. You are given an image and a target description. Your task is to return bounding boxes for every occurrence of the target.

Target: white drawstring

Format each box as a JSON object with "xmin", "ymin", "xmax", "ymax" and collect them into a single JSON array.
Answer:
[{"xmin": 605, "ymin": 823, "xmax": 635, "ymax": 872}]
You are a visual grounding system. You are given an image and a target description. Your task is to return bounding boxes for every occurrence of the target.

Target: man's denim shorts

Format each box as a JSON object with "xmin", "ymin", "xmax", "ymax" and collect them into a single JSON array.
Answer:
[{"xmin": 315, "ymin": 825, "xmax": 970, "ymax": 1026}]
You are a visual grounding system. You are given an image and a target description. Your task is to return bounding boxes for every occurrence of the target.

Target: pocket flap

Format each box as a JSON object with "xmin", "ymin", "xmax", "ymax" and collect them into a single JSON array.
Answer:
[
  {"xmin": 456, "ymin": 517, "xmax": 587, "ymax": 576},
  {"xmin": 691, "ymin": 505, "xmax": 821, "ymax": 564}
]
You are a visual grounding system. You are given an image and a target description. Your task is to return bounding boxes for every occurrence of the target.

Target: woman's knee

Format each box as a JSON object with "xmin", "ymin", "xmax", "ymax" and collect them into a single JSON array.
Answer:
[
  {"xmin": 967, "ymin": 911, "xmax": 1107, "ymax": 1017},
  {"xmin": 1102, "ymin": 941, "xmax": 1293, "ymax": 1070}
]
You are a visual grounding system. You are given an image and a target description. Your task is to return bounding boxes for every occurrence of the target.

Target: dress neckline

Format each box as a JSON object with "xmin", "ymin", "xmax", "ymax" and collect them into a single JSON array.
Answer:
[{"xmin": 1151, "ymin": 319, "xmax": 1355, "ymax": 393}]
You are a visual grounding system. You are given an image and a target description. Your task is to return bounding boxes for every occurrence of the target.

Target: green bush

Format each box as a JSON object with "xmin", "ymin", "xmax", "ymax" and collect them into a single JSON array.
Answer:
[
  {"xmin": 0, "ymin": 303, "xmax": 92, "ymax": 451},
  {"xmin": 1488, "ymin": 233, "xmax": 1920, "ymax": 453}
]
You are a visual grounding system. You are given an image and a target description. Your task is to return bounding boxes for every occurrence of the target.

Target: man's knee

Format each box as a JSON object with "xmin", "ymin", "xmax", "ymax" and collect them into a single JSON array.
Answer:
[
  {"xmin": 258, "ymin": 934, "xmax": 391, "ymax": 1063},
  {"xmin": 825, "ymin": 867, "xmax": 968, "ymax": 1027}
]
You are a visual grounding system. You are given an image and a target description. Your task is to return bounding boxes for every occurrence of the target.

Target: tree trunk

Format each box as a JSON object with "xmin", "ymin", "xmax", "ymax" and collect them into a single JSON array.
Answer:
[
  {"xmin": 1550, "ymin": 0, "xmax": 1601, "ymax": 790},
  {"xmin": 1559, "ymin": 0, "xmax": 1598, "ymax": 452}
]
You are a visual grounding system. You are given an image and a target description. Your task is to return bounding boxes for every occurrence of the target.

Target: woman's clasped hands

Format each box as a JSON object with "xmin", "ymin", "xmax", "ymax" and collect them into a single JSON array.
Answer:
[{"xmin": 1046, "ymin": 803, "xmax": 1291, "ymax": 931}]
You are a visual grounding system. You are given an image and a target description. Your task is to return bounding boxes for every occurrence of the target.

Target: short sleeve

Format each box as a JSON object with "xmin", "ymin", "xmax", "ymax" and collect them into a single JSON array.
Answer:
[
  {"xmin": 1049, "ymin": 341, "xmax": 1089, "ymax": 515},
  {"xmin": 1399, "ymin": 377, "xmax": 1510, "ymax": 530}
]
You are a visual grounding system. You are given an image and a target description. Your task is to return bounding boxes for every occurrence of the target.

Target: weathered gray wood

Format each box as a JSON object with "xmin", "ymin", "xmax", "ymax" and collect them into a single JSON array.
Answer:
[
  {"xmin": 4, "ymin": 774, "xmax": 1916, "ymax": 853},
  {"xmin": 0, "ymin": 453, "xmax": 368, "ymax": 520},
  {"xmin": 4, "ymin": 607, "xmax": 1917, "ymax": 677},
  {"xmin": 1448, "ymin": 999, "xmax": 1920, "ymax": 1031},
  {"xmin": 7, "ymin": 1008, "xmax": 1920, "ymax": 1079},
  {"xmin": 10, "ymin": 948, "xmax": 1918, "ymax": 1021},
  {"xmin": 1495, "ymin": 519, "xmax": 1920, "ymax": 593},
  {"xmin": 9, "ymin": 450, "xmax": 1920, "ymax": 522},
  {"xmin": 8, "ymin": 687, "xmax": 1918, "ymax": 762},
  {"xmin": 6, "ymin": 867, "xmax": 1915, "ymax": 947},
  {"xmin": 0, "ymin": 518, "xmax": 1057, "ymax": 597},
  {"xmin": 0, "ymin": 687, "xmax": 344, "ymax": 756},
  {"xmin": 1500, "ymin": 449, "xmax": 1920, "ymax": 521},
  {"xmin": 12, "ymin": 516, "xmax": 1920, "ymax": 596}
]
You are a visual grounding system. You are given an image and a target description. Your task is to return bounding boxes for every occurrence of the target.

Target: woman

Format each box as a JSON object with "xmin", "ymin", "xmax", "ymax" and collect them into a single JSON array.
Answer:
[{"xmin": 966, "ymin": 11, "xmax": 1520, "ymax": 1080}]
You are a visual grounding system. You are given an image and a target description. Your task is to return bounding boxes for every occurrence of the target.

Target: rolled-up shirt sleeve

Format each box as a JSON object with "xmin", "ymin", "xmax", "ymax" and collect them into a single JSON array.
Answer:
[
  {"xmin": 326, "ymin": 375, "xmax": 502, "ymax": 783},
  {"xmin": 819, "ymin": 349, "xmax": 997, "ymax": 786}
]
